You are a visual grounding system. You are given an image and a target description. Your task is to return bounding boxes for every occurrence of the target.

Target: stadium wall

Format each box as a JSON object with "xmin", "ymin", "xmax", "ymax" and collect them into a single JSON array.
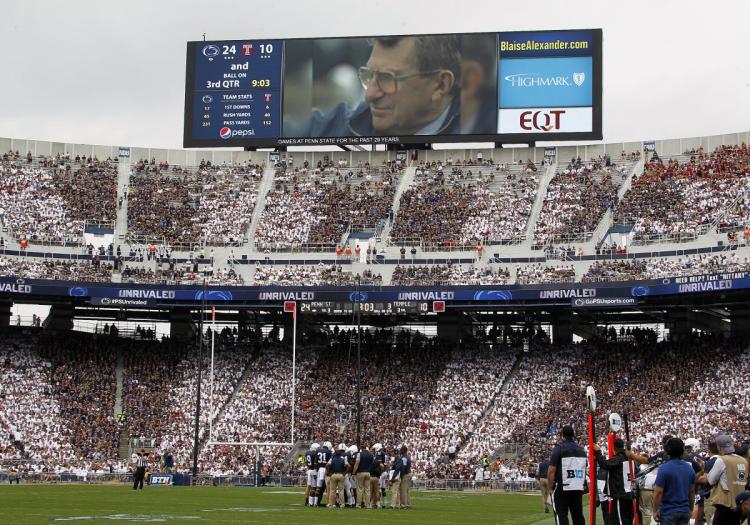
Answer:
[{"xmin": 1, "ymin": 131, "xmax": 748, "ymax": 165}]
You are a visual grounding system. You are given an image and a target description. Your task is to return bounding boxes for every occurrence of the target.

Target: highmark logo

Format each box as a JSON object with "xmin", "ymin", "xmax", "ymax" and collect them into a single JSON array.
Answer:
[{"xmin": 504, "ymin": 72, "xmax": 586, "ymax": 88}]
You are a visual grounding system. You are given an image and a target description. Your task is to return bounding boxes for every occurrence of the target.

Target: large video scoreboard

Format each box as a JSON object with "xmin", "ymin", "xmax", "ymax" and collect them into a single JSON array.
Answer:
[{"xmin": 184, "ymin": 29, "xmax": 602, "ymax": 148}]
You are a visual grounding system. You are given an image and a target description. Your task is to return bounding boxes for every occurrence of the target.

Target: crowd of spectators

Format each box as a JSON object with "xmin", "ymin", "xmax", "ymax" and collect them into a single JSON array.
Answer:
[
  {"xmin": 630, "ymin": 341, "xmax": 750, "ymax": 452},
  {"xmin": 123, "ymin": 338, "xmax": 252, "ymax": 471},
  {"xmin": 390, "ymin": 264, "xmax": 510, "ymax": 285},
  {"xmin": 0, "ymin": 155, "xmax": 117, "ymax": 244},
  {"xmin": 614, "ymin": 145, "xmax": 750, "ymax": 243},
  {"xmin": 533, "ymin": 156, "xmax": 629, "ymax": 247},
  {"xmin": 3, "ymin": 327, "xmax": 749, "ymax": 482},
  {"xmin": 583, "ymin": 253, "xmax": 750, "ymax": 282},
  {"xmin": 0, "ymin": 337, "xmax": 78, "ymax": 466},
  {"xmin": 0, "ymin": 332, "xmax": 122, "ymax": 475},
  {"xmin": 120, "ymin": 263, "xmax": 244, "ymax": 286},
  {"xmin": 515, "ymin": 264, "xmax": 576, "ymax": 285},
  {"xmin": 459, "ymin": 335, "xmax": 750, "ymax": 476},
  {"xmin": 0, "ymin": 256, "xmax": 113, "ymax": 282},
  {"xmin": 401, "ymin": 346, "xmax": 516, "ymax": 478},
  {"xmin": 252, "ymin": 264, "xmax": 382, "ymax": 286},
  {"xmin": 127, "ymin": 162, "xmax": 263, "ymax": 246},
  {"xmin": 391, "ymin": 162, "xmax": 537, "ymax": 248},
  {"xmin": 205, "ymin": 344, "xmax": 312, "ymax": 475},
  {"xmin": 255, "ymin": 160, "xmax": 401, "ymax": 249}
]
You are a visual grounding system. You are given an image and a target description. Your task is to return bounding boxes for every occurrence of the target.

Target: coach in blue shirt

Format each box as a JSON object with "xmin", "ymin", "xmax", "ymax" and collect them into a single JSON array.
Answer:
[{"xmin": 653, "ymin": 438, "xmax": 696, "ymax": 525}]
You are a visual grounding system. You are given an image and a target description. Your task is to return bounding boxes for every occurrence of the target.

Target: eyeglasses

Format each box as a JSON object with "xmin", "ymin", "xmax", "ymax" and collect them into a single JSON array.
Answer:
[{"xmin": 358, "ymin": 67, "xmax": 442, "ymax": 95}]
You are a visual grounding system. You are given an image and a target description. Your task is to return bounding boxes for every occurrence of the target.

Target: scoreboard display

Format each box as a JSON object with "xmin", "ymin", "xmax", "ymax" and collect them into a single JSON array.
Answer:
[
  {"xmin": 184, "ymin": 29, "xmax": 602, "ymax": 148},
  {"xmin": 299, "ymin": 301, "xmax": 432, "ymax": 315},
  {"xmin": 186, "ymin": 40, "xmax": 283, "ymax": 142}
]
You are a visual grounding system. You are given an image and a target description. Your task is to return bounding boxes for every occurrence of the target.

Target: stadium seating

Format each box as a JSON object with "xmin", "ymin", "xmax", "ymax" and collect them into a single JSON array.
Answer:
[
  {"xmin": 390, "ymin": 161, "xmax": 537, "ymax": 249},
  {"xmin": 127, "ymin": 162, "xmax": 263, "ymax": 246},
  {"xmin": 0, "ymin": 156, "xmax": 116, "ymax": 245},
  {"xmin": 254, "ymin": 161, "xmax": 401, "ymax": 250},
  {"xmin": 0, "ymin": 256, "xmax": 113, "ymax": 282},
  {"xmin": 252, "ymin": 264, "xmax": 382, "ymax": 286},
  {"xmin": 123, "ymin": 338, "xmax": 252, "ymax": 471},
  {"xmin": 120, "ymin": 264, "xmax": 244, "ymax": 286},
  {"xmin": 533, "ymin": 157, "xmax": 631, "ymax": 247},
  {"xmin": 390, "ymin": 264, "xmax": 510, "ymax": 285},
  {"xmin": 614, "ymin": 145, "xmax": 750, "ymax": 243},
  {"xmin": 3, "ymin": 328, "xmax": 748, "ymax": 481},
  {"xmin": 515, "ymin": 264, "xmax": 576, "ymax": 284},
  {"xmin": 583, "ymin": 253, "xmax": 750, "ymax": 282},
  {"xmin": 0, "ymin": 332, "xmax": 121, "ymax": 473}
]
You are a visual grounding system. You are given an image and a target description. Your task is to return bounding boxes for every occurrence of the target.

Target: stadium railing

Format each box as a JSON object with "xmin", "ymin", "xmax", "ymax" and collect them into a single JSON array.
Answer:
[
  {"xmin": 0, "ymin": 471, "xmax": 540, "ymax": 492},
  {"xmin": 254, "ymin": 242, "xmax": 339, "ymax": 253},
  {"xmin": 532, "ymin": 231, "xmax": 595, "ymax": 250},
  {"xmin": 611, "ymin": 222, "xmax": 708, "ymax": 246}
]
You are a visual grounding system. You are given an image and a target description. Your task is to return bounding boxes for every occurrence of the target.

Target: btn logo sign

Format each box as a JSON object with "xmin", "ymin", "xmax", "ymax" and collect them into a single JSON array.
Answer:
[{"xmin": 148, "ymin": 473, "xmax": 173, "ymax": 486}]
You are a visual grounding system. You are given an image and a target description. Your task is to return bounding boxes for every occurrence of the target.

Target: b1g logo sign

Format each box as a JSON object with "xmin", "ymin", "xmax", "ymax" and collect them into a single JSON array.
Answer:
[
  {"xmin": 498, "ymin": 107, "xmax": 593, "ymax": 134},
  {"xmin": 561, "ymin": 456, "xmax": 587, "ymax": 491}
]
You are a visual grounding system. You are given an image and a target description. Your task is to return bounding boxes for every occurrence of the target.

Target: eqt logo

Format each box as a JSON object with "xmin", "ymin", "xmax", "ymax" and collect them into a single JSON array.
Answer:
[
  {"xmin": 219, "ymin": 127, "xmax": 232, "ymax": 139},
  {"xmin": 520, "ymin": 110, "xmax": 566, "ymax": 132}
]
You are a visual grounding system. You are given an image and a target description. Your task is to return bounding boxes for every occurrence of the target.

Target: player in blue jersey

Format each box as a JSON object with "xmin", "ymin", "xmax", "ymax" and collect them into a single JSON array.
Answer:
[
  {"xmin": 314, "ymin": 441, "xmax": 333, "ymax": 507},
  {"xmin": 304, "ymin": 443, "xmax": 319, "ymax": 507},
  {"xmin": 371, "ymin": 443, "xmax": 387, "ymax": 508}
]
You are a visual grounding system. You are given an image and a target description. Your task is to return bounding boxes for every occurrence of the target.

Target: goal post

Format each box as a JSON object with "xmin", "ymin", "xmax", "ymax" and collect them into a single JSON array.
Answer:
[{"xmin": 204, "ymin": 301, "xmax": 298, "ymax": 450}]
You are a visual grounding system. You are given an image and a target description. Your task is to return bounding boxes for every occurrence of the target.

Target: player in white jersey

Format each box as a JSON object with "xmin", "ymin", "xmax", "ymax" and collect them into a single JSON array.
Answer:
[{"xmin": 344, "ymin": 445, "xmax": 358, "ymax": 507}]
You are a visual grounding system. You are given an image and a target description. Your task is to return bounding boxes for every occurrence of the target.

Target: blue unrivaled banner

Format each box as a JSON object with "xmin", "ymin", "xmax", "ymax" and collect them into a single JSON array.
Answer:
[{"xmin": 0, "ymin": 271, "xmax": 746, "ymax": 305}]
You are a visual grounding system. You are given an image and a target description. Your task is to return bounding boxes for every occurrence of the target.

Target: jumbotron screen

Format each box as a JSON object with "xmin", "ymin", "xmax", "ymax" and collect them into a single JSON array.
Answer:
[{"xmin": 183, "ymin": 29, "xmax": 602, "ymax": 148}]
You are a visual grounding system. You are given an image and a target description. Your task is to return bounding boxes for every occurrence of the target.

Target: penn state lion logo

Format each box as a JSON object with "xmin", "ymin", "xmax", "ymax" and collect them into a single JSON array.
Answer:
[{"xmin": 573, "ymin": 72, "xmax": 586, "ymax": 86}]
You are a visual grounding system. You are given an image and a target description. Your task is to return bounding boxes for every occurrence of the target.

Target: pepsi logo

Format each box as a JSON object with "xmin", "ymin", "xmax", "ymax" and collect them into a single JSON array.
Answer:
[{"xmin": 219, "ymin": 127, "xmax": 232, "ymax": 139}]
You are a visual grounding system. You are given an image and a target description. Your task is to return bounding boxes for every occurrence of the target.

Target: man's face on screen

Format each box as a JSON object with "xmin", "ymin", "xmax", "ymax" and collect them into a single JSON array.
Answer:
[{"xmin": 364, "ymin": 38, "xmax": 439, "ymax": 135}]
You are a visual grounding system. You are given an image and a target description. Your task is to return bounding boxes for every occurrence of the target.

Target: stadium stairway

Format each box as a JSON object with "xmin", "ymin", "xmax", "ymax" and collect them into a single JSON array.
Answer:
[
  {"xmin": 113, "ymin": 160, "xmax": 130, "ymax": 242},
  {"xmin": 522, "ymin": 162, "xmax": 557, "ymax": 248},
  {"xmin": 244, "ymin": 166, "xmax": 277, "ymax": 252},
  {"xmin": 201, "ymin": 346, "xmax": 260, "ymax": 450},
  {"xmin": 118, "ymin": 429, "xmax": 130, "ymax": 460},
  {"xmin": 378, "ymin": 165, "xmax": 416, "ymax": 244},
  {"xmin": 284, "ymin": 441, "xmax": 309, "ymax": 465},
  {"xmin": 581, "ymin": 156, "xmax": 644, "ymax": 252},
  {"xmin": 114, "ymin": 347, "xmax": 124, "ymax": 417},
  {"xmin": 114, "ymin": 347, "xmax": 129, "ymax": 459},
  {"xmin": 462, "ymin": 351, "xmax": 523, "ymax": 447}
]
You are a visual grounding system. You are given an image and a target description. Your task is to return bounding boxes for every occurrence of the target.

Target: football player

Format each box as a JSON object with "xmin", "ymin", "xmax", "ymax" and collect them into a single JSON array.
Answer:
[
  {"xmin": 345, "ymin": 444, "xmax": 357, "ymax": 507},
  {"xmin": 305, "ymin": 443, "xmax": 319, "ymax": 507},
  {"xmin": 315, "ymin": 441, "xmax": 333, "ymax": 507},
  {"xmin": 372, "ymin": 443, "xmax": 387, "ymax": 508}
]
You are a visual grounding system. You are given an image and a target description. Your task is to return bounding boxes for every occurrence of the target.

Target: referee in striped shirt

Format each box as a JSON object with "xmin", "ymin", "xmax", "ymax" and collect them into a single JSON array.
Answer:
[{"xmin": 133, "ymin": 450, "xmax": 146, "ymax": 490}]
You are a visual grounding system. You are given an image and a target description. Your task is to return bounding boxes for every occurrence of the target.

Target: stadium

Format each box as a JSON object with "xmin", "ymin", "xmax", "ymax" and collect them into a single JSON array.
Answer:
[{"xmin": 2, "ymin": 1, "xmax": 750, "ymax": 524}]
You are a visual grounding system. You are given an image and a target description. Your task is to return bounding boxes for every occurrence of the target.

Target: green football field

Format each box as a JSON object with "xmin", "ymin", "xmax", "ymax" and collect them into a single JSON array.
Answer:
[{"xmin": 0, "ymin": 485, "xmax": 597, "ymax": 524}]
